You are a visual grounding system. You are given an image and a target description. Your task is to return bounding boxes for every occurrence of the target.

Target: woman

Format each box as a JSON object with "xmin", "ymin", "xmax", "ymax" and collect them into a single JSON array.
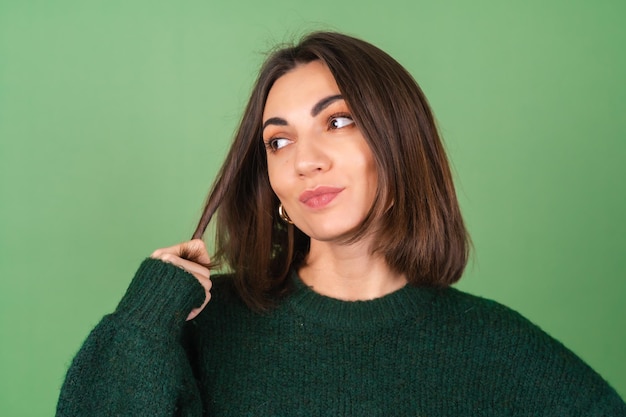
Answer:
[{"xmin": 57, "ymin": 31, "xmax": 626, "ymax": 416}]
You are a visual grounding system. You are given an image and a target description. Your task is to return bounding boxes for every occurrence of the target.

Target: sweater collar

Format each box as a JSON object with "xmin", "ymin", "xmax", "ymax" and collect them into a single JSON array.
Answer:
[{"xmin": 283, "ymin": 270, "xmax": 441, "ymax": 329}]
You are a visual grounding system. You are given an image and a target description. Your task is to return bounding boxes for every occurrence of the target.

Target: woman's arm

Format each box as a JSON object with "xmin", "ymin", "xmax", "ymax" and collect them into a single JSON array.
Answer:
[{"xmin": 56, "ymin": 242, "xmax": 211, "ymax": 417}]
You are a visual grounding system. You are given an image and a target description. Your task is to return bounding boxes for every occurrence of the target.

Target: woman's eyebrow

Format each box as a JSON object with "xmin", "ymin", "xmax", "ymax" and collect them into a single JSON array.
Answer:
[
  {"xmin": 311, "ymin": 94, "xmax": 343, "ymax": 117},
  {"xmin": 262, "ymin": 117, "xmax": 287, "ymax": 131}
]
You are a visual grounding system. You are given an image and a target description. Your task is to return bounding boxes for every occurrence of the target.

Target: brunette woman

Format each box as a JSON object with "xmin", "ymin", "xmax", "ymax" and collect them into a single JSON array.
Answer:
[{"xmin": 57, "ymin": 31, "xmax": 626, "ymax": 416}]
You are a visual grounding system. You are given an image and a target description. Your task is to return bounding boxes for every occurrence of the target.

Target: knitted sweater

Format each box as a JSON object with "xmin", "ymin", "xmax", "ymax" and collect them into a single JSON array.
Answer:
[{"xmin": 57, "ymin": 259, "xmax": 626, "ymax": 416}]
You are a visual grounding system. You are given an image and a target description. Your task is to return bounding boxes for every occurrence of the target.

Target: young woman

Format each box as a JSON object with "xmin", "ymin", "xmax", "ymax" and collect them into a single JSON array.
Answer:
[{"xmin": 57, "ymin": 31, "xmax": 626, "ymax": 416}]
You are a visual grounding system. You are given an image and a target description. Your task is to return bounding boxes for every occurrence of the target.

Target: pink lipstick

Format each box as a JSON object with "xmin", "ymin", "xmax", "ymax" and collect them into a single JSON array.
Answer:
[{"xmin": 299, "ymin": 186, "xmax": 344, "ymax": 209}]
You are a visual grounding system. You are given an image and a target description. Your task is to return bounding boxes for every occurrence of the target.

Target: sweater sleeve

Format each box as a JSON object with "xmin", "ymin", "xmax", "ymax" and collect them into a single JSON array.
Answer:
[{"xmin": 56, "ymin": 258, "xmax": 207, "ymax": 417}]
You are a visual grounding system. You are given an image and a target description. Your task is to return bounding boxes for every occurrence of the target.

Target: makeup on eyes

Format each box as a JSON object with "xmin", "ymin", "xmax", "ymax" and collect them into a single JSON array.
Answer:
[{"xmin": 262, "ymin": 98, "xmax": 355, "ymax": 153}]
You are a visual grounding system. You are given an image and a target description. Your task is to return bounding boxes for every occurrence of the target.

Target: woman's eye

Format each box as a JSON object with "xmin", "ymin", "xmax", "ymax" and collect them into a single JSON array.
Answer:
[
  {"xmin": 329, "ymin": 115, "xmax": 354, "ymax": 129},
  {"xmin": 266, "ymin": 137, "xmax": 292, "ymax": 151}
]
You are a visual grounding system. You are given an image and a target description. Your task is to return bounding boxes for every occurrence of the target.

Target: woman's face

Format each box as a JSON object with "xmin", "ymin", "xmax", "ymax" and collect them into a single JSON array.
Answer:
[{"xmin": 262, "ymin": 61, "xmax": 378, "ymax": 243}]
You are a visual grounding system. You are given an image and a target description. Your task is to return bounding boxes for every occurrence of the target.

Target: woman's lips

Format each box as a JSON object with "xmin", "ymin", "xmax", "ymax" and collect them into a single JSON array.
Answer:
[{"xmin": 299, "ymin": 186, "xmax": 344, "ymax": 209}]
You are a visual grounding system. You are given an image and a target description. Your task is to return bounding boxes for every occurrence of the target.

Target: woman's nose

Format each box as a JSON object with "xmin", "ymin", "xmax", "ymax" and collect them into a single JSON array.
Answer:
[{"xmin": 293, "ymin": 135, "xmax": 331, "ymax": 177}]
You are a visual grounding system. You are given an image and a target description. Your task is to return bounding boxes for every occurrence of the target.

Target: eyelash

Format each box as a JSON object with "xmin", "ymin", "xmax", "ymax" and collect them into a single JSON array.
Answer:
[
  {"xmin": 264, "ymin": 137, "xmax": 291, "ymax": 153},
  {"xmin": 264, "ymin": 112, "xmax": 355, "ymax": 153},
  {"xmin": 328, "ymin": 112, "xmax": 354, "ymax": 129}
]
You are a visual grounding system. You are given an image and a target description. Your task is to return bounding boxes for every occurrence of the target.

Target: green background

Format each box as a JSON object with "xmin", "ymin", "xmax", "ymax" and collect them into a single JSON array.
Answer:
[{"xmin": 1, "ymin": 0, "xmax": 624, "ymax": 415}]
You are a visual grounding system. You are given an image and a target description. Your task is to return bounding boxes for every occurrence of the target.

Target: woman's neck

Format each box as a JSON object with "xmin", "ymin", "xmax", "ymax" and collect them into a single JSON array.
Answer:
[{"xmin": 297, "ymin": 239, "xmax": 407, "ymax": 301}]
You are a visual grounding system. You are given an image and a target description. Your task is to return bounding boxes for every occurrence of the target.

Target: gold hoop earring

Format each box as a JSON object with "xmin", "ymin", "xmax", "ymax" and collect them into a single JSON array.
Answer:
[{"xmin": 278, "ymin": 203, "xmax": 293, "ymax": 224}]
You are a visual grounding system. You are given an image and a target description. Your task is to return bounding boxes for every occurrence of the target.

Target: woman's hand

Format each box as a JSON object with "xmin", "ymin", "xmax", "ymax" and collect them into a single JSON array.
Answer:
[{"xmin": 150, "ymin": 239, "xmax": 212, "ymax": 321}]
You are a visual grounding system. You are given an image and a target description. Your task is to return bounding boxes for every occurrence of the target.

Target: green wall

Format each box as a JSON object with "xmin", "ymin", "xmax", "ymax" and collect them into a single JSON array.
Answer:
[{"xmin": 1, "ymin": 0, "xmax": 624, "ymax": 415}]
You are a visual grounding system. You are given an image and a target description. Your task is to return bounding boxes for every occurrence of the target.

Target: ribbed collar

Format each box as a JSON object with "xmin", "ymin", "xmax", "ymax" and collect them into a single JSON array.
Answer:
[{"xmin": 283, "ymin": 270, "xmax": 440, "ymax": 330}]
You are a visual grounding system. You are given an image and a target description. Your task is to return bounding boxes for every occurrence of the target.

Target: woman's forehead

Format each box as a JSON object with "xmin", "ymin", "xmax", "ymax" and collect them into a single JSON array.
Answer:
[{"xmin": 263, "ymin": 61, "xmax": 340, "ymax": 119}]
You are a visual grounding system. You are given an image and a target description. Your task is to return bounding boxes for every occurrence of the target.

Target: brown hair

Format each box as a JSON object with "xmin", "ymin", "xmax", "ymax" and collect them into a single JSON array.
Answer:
[{"xmin": 191, "ymin": 31, "xmax": 469, "ymax": 311}]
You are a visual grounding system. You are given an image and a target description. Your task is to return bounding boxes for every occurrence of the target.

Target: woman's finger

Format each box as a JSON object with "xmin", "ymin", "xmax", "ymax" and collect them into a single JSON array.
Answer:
[
  {"xmin": 186, "ymin": 275, "xmax": 212, "ymax": 321},
  {"xmin": 157, "ymin": 253, "xmax": 210, "ymax": 279},
  {"xmin": 151, "ymin": 239, "xmax": 210, "ymax": 265}
]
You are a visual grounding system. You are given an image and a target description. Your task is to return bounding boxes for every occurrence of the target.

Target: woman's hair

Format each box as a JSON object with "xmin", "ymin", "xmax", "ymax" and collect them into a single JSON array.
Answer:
[{"xmin": 192, "ymin": 31, "xmax": 469, "ymax": 311}]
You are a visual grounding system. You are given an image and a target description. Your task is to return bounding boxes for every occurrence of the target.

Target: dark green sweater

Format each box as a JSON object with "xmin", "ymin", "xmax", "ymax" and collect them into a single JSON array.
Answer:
[{"xmin": 57, "ymin": 259, "xmax": 626, "ymax": 416}]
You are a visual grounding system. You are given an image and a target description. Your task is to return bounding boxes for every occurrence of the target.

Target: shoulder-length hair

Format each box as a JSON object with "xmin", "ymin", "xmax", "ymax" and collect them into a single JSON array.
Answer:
[{"xmin": 192, "ymin": 31, "xmax": 469, "ymax": 311}]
